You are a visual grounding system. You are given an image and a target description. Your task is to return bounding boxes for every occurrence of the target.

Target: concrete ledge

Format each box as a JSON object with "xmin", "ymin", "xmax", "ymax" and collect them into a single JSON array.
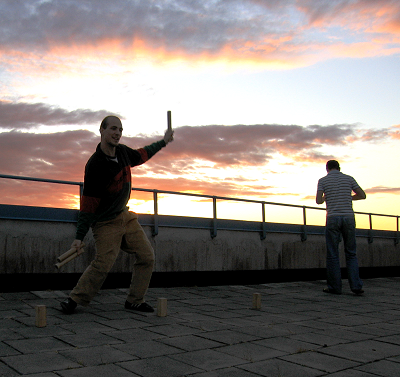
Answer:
[{"xmin": 0, "ymin": 205, "xmax": 399, "ymax": 279}]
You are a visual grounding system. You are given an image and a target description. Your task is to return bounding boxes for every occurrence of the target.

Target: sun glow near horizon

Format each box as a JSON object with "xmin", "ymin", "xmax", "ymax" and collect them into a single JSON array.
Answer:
[{"xmin": 0, "ymin": 0, "xmax": 399, "ymax": 231}]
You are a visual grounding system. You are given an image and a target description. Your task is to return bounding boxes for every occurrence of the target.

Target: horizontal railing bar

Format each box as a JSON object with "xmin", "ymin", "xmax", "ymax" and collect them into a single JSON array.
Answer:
[
  {"xmin": 132, "ymin": 186, "xmax": 321, "ymax": 208},
  {"xmin": 132, "ymin": 187, "xmax": 266, "ymax": 204},
  {"xmin": 132, "ymin": 187, "xmax": 399, "ymax": 218},
  {"xmin": 1, "ymin": 175, "xmax": 398, "ymax": 236},
  {"xmin": 354, "ymin": 211, "xmax": 399, "ymax": 218},
  {"xmin": 0, "ymin": 174, "xmax": 82, "ymax": 186}
]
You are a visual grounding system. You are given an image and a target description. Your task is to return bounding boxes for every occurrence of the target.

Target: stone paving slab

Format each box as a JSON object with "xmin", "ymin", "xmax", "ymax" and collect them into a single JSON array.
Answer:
[
  {"xmin": 58, "ymin": 363, "xmax": 140, "ymax": 377},
  {"xmin": 117, "ymin": 355, "xmax": 203, "ymax": 376},
  {"xmin": 0, "ymin": 277, "xmax": 400, "ymax": 376},
  {"xmin": 356, "ymin": 359, "xmax": 400, "ymax": 377},
  {"xmin": 58, "ymin": 344, "xmax": 136, "ymax": 366},
  {"xmin": 4, "ymin": 337, "xmax": 74, "ymax": 354},
  {"xmin": 280, "ymin": 351, "xmax": 360, "ymax": 373},
  {"xmin": 239, "ymin": 358, "xmax": 322, "ymax": 377},
  {"xmin": 1, "ymin": 352, "xmax": 81, "ymax": 374}
]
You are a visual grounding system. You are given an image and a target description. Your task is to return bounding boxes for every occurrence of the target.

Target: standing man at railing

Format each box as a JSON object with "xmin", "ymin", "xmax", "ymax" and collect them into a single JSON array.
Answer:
[
  {"xmin": 316, "ymin": 160, "xmax": 366, "ymax": 295},
  {"xmin": 60, "ymin": 115, "xmax": 174, "ymax": 314}
]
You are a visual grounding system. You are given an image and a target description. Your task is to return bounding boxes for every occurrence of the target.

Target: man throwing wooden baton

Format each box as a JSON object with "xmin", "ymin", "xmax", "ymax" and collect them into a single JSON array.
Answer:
[{"xmin": 61, "ymin": 114, "xmax": 174, "ymax": 314}]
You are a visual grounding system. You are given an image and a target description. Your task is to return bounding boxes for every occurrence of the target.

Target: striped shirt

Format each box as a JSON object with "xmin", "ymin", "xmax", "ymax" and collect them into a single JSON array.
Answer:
[{"xmin": 317, "ymin": 170, "xmax": 361, "ymax": 217}]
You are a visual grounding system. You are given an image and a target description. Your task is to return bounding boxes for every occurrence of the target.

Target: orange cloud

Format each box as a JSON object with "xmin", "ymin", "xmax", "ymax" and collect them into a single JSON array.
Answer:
[
  {"xmin": 329, "ymin": 41, "xmax": 400, "ymax": 59},
  {"xmin": 389, "ymin": 125, "xmax": 400, "ymax": 139},
  {"xmin": 1, "ymin": 0, "xmax": 399, "ymax": 76},
  {"xmin": 365, "ymin": 186, "xmax": 400, "ymax": 195}
]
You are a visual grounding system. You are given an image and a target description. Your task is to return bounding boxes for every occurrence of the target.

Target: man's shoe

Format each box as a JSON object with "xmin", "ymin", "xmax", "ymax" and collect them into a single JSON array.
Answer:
[
  {"xmin": 323, "ymin": 288, "xmax": 341, "ymax": 294},
  {"xmin": 125, "ymin": 301, "xmax": 154, "ymax": 313},
  {"xmin": 60, "ymin": 297, "xmax": 77, "ymax": 314},
  {"xmin": 352, "ymin": 289, "xmax": 364, "ymax": 295}
]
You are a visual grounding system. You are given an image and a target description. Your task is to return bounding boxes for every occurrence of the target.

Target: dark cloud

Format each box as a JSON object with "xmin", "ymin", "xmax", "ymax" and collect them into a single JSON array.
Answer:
[
  {"xmin": 297, "ymin": 0, "xmax": 352, "ymax": 25},
  {"xmin": 0, "ymin": 129, "xmax": 98, "ymax": 179},
  {"xmin": 0, "ymin": 0, "xmax": 286, "ymax": 54},
  {"xmin": 0, "ymin": 121, "xmax": 380, "ymax": 180},
  {"xmin": 159, "ymin": 123, "xmax": 359, "ymax": 168},
  {"xmin": 0, "ymin": 121, "xmax": 395, "ymax": 208},
  {"xmin": 1, "ymin": 0, "xmax": 398, "ymax": 59},
  {"xmin": 0, "ymin": 100, "xmax": 113, "ymax": 130},
  {"xmin": 298, "ymin": 0, "xmax": 400, "ymax": 27},
  {"xmin": 358, "ymin": 128, "xmax": 391, "ymax": 142}
]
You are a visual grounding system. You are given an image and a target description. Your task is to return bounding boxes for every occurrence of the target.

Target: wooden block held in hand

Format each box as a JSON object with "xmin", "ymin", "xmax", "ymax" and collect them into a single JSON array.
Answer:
[
  {"xmin": 252, "ymin": 293, "xmax": 261, "ymax": 310},
  {"xmin": 157, "ymin": 297, "xmax": 167, "ymax": 317},
  {"xmin": 35, "ymin": 305, "xmax": 47, "ymax": 327},
  {"xmin": 167, "ymin": 111, "xmax": 172, "ymax": 130}
]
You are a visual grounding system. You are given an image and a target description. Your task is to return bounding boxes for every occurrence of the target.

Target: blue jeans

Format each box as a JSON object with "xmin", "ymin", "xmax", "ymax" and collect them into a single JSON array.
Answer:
[{"xmin": 325, "ymin": 215, "xmax": 363, "ymax": 293}]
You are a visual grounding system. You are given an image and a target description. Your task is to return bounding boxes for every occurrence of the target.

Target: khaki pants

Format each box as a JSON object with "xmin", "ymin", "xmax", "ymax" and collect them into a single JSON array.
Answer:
[{"xmin": 70, "ymin": 211, "xmax": 154, "ymax": 306}]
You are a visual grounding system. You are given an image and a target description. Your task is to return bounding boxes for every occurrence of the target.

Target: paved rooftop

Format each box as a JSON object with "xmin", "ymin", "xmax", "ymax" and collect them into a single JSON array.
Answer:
[{"xmin": 1, "ymin": 277, "xmax": 400, "ymax": 376}]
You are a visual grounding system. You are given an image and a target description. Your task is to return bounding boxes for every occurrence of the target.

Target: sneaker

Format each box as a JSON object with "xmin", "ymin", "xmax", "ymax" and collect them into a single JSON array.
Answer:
[
  {"xmin": 60, "ymin": 297, "xmax": 77, "ymax": 314},
  {"xmin": 352, "ymin": 289, "xmax": 364, "ymax": 295},
  {"xmin": 125, "ymin": 301, "xmax": 154, "ymax": 313}
]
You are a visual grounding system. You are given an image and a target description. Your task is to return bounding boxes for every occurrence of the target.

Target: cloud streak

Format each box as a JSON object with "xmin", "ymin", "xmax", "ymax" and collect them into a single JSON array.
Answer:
[
  {"xmin": 365, "ymin": 186, "xmax": 400, "ymax": 195},
  {"xmin": 1, "ymin": 0, "xmax": 399, "ymax": 70},
  {"xmin": 161, "ymin": 123, "xmax": 357, "ymax": 168},
  {"xmin": 0, "ymin": 101, "xmax": 397, "ymax": 176},
  {"xmin": 0, "ymin": 100, "xmax": 398, "ymax": 208},
  {"xmin": 0, "ymin": 100, "xmax": 114, "ymax": 130}
]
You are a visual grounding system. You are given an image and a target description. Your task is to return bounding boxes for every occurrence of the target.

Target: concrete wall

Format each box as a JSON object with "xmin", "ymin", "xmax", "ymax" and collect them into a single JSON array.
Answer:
[{"xmin": 1, "ymin": 217, "xmax": 399, "ymax": 275}]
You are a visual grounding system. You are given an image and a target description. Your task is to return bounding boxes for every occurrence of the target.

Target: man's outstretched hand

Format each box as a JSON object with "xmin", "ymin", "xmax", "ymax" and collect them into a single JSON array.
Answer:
[{"xmin": 164, "ymin": 128, "xmax": 174, "ymax": 144}]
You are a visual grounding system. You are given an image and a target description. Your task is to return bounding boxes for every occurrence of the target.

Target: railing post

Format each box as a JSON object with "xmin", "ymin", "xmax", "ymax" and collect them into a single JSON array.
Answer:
[
  {"xmin": 211, "ymin": 196, "xmax": 217, "ymax": 238},
  {"xmin": 368, "ymin": 213, "xmax": 373, "ymax": 244},
  {"xmin": 260, "ymin": 202, "xmax": 266, "ymax": 240},
  {"xmin": 79, "ymin": 182, "xmax": 84, "ymax": 199},
  {"xmin": 395, "ymin": 216, "xmax": 399, "ymax": 246},
  {"xmin": 301, "ymin": 206, "xmax": 307, "ymax": 241},
  {"xmin": 152, "ymin": 190, "xmax": 159, "ymax": 236}
]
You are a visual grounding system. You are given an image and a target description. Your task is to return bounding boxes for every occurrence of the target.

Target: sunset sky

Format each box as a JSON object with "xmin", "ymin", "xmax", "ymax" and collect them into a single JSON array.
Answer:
[{"xmin": 0, "ymin": 0, "xmax": 399, "ymax": 229}]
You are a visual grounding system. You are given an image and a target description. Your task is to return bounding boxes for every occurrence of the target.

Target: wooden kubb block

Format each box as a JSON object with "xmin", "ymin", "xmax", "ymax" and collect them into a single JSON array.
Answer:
[
  {"xmin": 35, "ymin": 305, "xmax": 47, "ymax": 327},
  {"xmin": 157, "ymin": 298, "xmax": 167, "ymax": 317},
  {"xmin": 252, "ymin": 293, "xmax": 261, "ymax": 310}
]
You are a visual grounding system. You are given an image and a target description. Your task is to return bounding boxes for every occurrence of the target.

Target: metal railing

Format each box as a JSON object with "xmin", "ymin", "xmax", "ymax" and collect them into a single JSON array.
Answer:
[{"xmin": 1, "ymin": 173, "xmax": 399, "ymax": 244}]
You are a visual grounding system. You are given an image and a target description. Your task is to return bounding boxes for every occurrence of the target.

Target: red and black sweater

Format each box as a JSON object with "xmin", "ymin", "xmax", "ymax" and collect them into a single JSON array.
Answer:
[{"xmin": 75, "ymin": 140, "xmax": 166, "ymax": 240}]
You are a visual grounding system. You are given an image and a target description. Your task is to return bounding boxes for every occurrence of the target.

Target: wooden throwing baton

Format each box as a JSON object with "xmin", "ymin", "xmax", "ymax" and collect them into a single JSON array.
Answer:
[
  {"xmin": 55, "ymin": 243, "xmax": 85, "ymax": 269},
  {"xmin": 167, "ymin": 110, "xmax": 172, "ymax": 131}
]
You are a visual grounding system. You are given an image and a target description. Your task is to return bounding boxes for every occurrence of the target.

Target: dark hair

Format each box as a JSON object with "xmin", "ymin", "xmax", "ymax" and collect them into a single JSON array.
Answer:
[
  {"xmin": 326, "ymin": 160, "xmax": 340, "ymax": 171},
  {"xmin": 100, "ymin": 115, "xmax": 121, "ymax": 129}
]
